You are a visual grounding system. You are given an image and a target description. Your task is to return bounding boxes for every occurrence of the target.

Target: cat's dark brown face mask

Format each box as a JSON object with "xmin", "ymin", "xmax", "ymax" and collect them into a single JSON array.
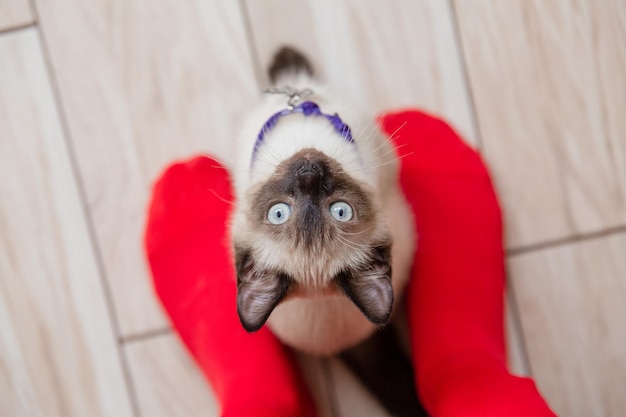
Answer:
[{"xmin": 234, "ymin": 149, "xmax": 393, "ymax": 332}]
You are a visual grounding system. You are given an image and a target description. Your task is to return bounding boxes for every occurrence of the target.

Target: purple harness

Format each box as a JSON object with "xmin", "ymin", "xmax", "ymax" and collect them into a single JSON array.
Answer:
[{"xmin": 252, "ymin": 100, "xmax": 354, "ymax": 165}]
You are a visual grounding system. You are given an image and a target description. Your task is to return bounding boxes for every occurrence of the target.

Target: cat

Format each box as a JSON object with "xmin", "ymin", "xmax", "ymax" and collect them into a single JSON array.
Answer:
[{"xmin": 229, "ymin": 47, "xmax": 416, "ymax": 356}]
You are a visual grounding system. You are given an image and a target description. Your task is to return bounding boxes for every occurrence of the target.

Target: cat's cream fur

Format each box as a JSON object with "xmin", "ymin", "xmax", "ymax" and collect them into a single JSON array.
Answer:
[{"xmin": 228, "ymin": 73, "xmax": 415, "ymax": 356}]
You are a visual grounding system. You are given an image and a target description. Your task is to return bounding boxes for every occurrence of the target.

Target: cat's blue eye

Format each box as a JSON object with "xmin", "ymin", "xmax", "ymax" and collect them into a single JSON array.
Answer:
[
  {"xmin": 330, "ymin": 201, "xmax": 353, "ymax": 222},
  {"xmin": 267, "ymin": 203, "xmax": 291, "ymax": 225}
]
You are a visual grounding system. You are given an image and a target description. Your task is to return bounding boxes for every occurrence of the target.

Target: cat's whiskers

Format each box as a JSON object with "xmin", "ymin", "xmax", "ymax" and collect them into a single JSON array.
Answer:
[
  {"xmin": 334, "ymin": 235, "xmax": 364, "ymax": 252},
  {"xmin": 265, "ymin": 148, "xmax": 284, "ymax": 167},
  {"xmin": 368, "ymin": 138, "xmax": 394, "ymax": 156},
  {"xmin": 359, "ymin": 142, "xmax": 411, "ymax": 164},
  {"xmin": 356, "ymin": 118, "xmax": 384, "ymax": 149},
  {"xmin": 383, "ymin": 120, "xmax": 408, "ymax": 144},
  {"xmin": 369, "ymin": 142, "xmax": 409, "ymax": 163},
  {"xmin": 344, "ymin": 152, "xmax": 415, "ymax": 173},
  {"xmin": 208, "ymin": 188, "xmax": 235, "ymax": 206},
  {"xmin": 208, "ymin": 163, "xmax": 229, "ymax": 171},
  {"xmin": 341, "ymin": 227, "xmax": 374, "ymax": 236},
  {"xmin": 335, "ymin": 234, "xmax": 372, "ymax": 251},
  {"xmin": 254, "ymin": 155, "xmax": 279, "ymax": 169}
]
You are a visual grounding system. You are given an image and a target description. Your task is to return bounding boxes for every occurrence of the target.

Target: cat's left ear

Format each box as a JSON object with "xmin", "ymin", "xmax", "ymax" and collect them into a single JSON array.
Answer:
[
  {"xmin": 337, "ymin": 245, "xmax": 394, "ymax": 325},
  {"xmin": 234, "ymin": 247, "xmax": 290, "ymax": 332}
]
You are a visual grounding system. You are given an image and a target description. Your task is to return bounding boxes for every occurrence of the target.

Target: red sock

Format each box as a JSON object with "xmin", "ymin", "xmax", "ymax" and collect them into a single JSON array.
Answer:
[
  {"xmin": 145, "ymin": 156, "xmax": 316, "ymax": 417},
  {"xmin": 380, "ymin": 110, "xmax": 557, "ymax": 416}
]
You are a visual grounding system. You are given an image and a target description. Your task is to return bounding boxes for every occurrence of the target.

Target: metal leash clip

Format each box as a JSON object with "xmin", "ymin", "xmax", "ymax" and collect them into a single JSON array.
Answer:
[{"xmin": 264, "ymin": 86, "xmax": 314, "ymax": 110}]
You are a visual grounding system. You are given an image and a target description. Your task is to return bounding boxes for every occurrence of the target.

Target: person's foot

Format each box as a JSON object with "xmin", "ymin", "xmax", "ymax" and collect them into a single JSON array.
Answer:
[
  {"xmin": 145, "ymin": 156, "xmax": 316, "ymax": 417},
  {"xmin": 380, "ymin": 110, "xmax": 556, "ymax": 416}
]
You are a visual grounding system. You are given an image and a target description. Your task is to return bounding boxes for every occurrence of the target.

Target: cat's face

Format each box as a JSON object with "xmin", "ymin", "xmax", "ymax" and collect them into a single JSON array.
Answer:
[{"xmin": 232, "ymin": 148, "xmax": 393, "ymax": 332}]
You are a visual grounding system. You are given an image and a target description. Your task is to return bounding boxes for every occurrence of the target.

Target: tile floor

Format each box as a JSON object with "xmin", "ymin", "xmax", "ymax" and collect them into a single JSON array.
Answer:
[{"xmin": 1, "ymin": 1, "xmax": 625, "ymax": 416}]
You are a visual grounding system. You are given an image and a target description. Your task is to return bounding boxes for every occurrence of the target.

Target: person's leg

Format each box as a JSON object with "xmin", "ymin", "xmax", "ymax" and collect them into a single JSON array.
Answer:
[
  {"xmin": 145, "ymin": 109, "xmax": 557, "ymax": 417},
  {"xmin": 145, "ymin": 156, "xmax": 316, "ymax": 417},
  {"xmin": 380, "ymin": 110, "xmax": 557, "ymax": 416}
]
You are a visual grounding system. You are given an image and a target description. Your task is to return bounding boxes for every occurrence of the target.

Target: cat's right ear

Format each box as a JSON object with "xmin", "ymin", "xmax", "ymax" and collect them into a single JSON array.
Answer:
[
  {"xmin": 336, "ymin": 244, "xmax": 394, "ymax": 325},
  {"xmin": 234, "ymin": 247, "xmax": 290, "ymax": 332}
]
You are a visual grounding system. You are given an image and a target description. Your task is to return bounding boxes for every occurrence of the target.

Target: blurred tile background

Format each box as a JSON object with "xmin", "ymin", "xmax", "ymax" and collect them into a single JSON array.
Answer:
[{"xmin": 1, "ymin": 1, "xmax": 624, "ymax": 416}]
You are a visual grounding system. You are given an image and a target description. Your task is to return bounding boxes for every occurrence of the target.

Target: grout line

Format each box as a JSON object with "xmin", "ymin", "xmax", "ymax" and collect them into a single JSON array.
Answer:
[
  {"xmin": 237, "ymin": 0, "xmax": 265, "ymax": 89},
  {"xmin": 448, "ymin": 0, "xmax": 484, "ymax": 150},
  {"xmin": 28, "ymin": 3, "xmax": 142, "ymax": 417},
  {"xmin": 321, "ymin": 359, "xmax": 340, "ymax": 417},
  {"xmin": 120, "ymin": 327, "xmax": 172, "ymax": 345},
  {"xmin": 507, "ymin": 224, "xmax": 626, "ymax": 257},
  {"xmin": 0, "ymin": 22, "xmax": 36, "ymax": 37},
  {"xmin": 505, "ymin": 277, "xmax": 534, "ymax": 377},
  {"xmin": 117, "ymin": 347, "xmax": 142, "ymax": 414}
]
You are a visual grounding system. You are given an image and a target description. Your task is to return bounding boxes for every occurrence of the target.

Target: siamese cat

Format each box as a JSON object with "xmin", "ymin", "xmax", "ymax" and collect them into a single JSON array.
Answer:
[{"xmin": 229, "ymin": 47, "xmax": 416, "ymax": 356}]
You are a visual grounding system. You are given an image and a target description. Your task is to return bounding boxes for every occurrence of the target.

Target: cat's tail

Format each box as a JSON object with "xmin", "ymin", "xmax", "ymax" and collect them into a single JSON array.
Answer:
[{"xmin": 268, "ymin": 46, "xmax": 314, "ymax": 84}]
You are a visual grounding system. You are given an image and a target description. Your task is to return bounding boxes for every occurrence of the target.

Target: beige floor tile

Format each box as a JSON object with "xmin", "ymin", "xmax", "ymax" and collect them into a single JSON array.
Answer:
[
  {"xmin": 124, "ymin": 334, "xmax": 336, "ymax": 417},
  {"xmin": 590, "ymin": 0, "xmax": 626, "ymax": 199},
  {"xmin": 245, "ymin": 0, "xmax": 478, "ymax": 145},
  {"xmin": 455, "ymin": 0, "xmax": 626, "ymax": 248},
  {"xmin": 0, "ymin": 29, "xmax": 133, "ymax": 417},
  {"xmin": 0, "ymin": 0, "xmax": 33, "ymax": 31},
  {"xmin": 125, "ymin": 334, "xmax": 219, "ymax": 417},
  {"xmin": 509, "ymin": 233, "xmax": 626, "ymax": 417},
  {"xmin": 34, "ymin": 0, "xmax": 259, "ymax": 336},
  {"xmin": 327, "ymin": 358, "xmax": 391, "ymax": 417}
]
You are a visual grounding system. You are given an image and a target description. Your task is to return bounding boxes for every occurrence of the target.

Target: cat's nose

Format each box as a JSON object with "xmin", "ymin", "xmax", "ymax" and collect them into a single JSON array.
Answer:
[{"xmin": 296, "ymin": 160, "xmax": 323, "ymax": 193}]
